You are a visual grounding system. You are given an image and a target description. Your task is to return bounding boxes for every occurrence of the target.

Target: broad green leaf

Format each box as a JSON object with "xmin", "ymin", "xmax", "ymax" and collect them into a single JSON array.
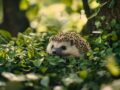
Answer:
[
  {"xmin": 26, "ymin": 5, "xmax": 39, "ymax": 21},
  {"xmin": 19, "ymin": 0, "xmax": 29, "ymax": 10},
  {"xmin": 33, "ymin": 58, "xmax": 44, "ymax": 67},
  {"xmin": 0, "ymin": 29, "xmax": 12, "ymax": 39},
  {"xmin": 41, "ymin": 76, "xmax": 49, "ymax": 87},
  {"xmin": 110, "ymin": 19, "xmax": 116, "ymax": 27}
]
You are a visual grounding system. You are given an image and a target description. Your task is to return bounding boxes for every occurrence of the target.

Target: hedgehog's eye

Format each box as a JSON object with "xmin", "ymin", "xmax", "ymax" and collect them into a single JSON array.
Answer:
[
  {"xmin": 61, "ymin": 45, "xmax": 66, "ymax": 50},
  {"xmin": 51, "ymin": 45, "xmax": 54, "ymax": 49}
]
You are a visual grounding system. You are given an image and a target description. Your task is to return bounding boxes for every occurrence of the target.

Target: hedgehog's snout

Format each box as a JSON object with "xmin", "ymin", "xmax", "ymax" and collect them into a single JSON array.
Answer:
[
  {"xmin": 52, "ymin": 51, "xmax": 56, "ymax": 54},
  {"xmin": 52, "ymin": 48, "xmax": 62, "ymax": 56}
]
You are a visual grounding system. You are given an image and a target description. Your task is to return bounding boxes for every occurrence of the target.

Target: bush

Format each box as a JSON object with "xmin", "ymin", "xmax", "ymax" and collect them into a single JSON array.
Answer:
[{"xmin": 0, "ymin": 16, "xmax": 120, "ymax": 90}]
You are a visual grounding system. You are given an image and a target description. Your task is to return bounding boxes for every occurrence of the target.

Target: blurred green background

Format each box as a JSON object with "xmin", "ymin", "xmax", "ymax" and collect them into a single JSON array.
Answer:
[{"xmin": 0, "ymin": 0, "xmax": 102, "ymax": 36}]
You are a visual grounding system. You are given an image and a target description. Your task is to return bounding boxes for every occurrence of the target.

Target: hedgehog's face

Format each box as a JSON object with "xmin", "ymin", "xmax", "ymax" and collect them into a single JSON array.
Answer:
[{"xmin": 46, "ymin": 41, "xmax": 80, "ymax": 57}]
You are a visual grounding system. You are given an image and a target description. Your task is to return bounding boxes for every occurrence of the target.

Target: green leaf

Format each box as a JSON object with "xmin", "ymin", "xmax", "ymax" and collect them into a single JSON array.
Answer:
[
  {"xmin": 78, "ymin": 70, "xmax": 88, "ymax": 79},
  {"xmin": 95, "ymin": 37, "xmax": 102, "ymax": 43},
  {"xmin": 33, "ymin": 58, "xmax": 44, "ymax": 67},
  {"xmin": 95, "ymin": 21, "xmax": 101, "ymax": 28},
  {"xmin": 26, "ymin": 5, "xmax": 39, "ymax": 21},
  {"xmin": 41, "ymin": 76, "xmax": 49, "ymax": 87},
  {"xmin": 111, "ymin": 31, "xmax": 118, "ymax": 41},
  {"xmin": 110, "ymin": 19, "xmax": 116, "ymax": 27},
  {"xmin": 0, "ymin": 29, "xmax": 12, "ymax": 38},
  {"xmin": 61, "ymin": 0, "xmax": 72, "ymax": 6},
  {"xmin": 19, "ymin": 0, "xmax": 29, "ymax": 10},
  {"xmin": 109, "ymin": 0, "xmax": 115, "ymax": 8}
]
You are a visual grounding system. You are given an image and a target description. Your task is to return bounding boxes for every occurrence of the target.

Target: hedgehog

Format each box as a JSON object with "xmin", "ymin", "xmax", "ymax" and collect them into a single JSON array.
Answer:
[{"xmin": 46, "ymin": 32, "xmax": 91, "ymax": 57}]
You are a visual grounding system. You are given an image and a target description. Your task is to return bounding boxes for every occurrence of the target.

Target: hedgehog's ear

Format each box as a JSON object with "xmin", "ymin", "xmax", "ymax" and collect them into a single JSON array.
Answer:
[{"xmin": 70, "ymin": 40, "xmax": 74, "ymax": 46}]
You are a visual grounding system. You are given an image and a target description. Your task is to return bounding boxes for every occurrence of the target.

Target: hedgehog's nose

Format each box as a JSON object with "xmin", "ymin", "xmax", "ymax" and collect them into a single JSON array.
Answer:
[
  {"xmin": 52, "ymin": 48, "xmax": 61, "ymax": 55},
  {"xmin": 52, "ymin": 51, "xmax": 57, "ymax": 54}
]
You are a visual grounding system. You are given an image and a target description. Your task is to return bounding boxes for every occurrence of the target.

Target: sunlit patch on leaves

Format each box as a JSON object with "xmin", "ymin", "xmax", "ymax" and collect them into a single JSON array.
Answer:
[
  {"xmin": 62, "ymin": 74, "xmax": 83, "ymax": 86},
  {"xmin": 19, "ymin": 0, "xmax": 29, "ymax": 10},
  {"xmin": 106, "ymin": 55, "xmax": 120, "ymax": 76},
  {"xmin": 89, "ymin": 0, "xmax": 100, "ymax": 9},
  {"xmin": 78, "ymin": 70, "xmax": 88, "ymax": 79},
  {"xmin": 2, "ymin": 72, "xmax": 40, "ymax": 81}
]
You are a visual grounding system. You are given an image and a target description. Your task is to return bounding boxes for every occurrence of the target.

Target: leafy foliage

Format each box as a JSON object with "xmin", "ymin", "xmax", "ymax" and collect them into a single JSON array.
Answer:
[{"xmin": 0, "ymin": 17, "xmax": 120, "ymax": 90}]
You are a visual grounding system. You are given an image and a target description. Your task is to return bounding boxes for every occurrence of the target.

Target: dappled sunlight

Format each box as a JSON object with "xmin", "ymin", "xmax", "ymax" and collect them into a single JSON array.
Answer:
[
  {"xmin": 37, "ymin": 24, "xmax": 48, "ymax": 32},
  {"xmin": 22, "ymin": 0, "xmax": 100, "ymax": 33},
  {"xmin": 89, "ymin": 0, "xmax": 100, "ymax": 9},
  {"xmin": 2, "ymin": 72, "xmax": 40, "ymax": 81},
  {"xmin": 24, "ymin": 1, "xmax": 88, "ymax": 33},
  {"xmin": 101, "ymin": 85, "xmax": 113, "ymax": 90},
  {"xmin": 62, "ymin": 10, "xmax": 88, "ymax": 33},
  {"xmin": 39, "ymin": 3, "xmax": 66, "ymax": 19},
  {"xmin": 106, "ymin": 55, "xmax": 120, "ymax": 76},
  {"xmin": 71, "ymin": 0, "xmax": 83, "ymax": 11},
  {"xmin": 30, "ymin": 3, "xmax": 68, "ymax": 32},
  {"xmin": 34, "ymin": 5, "xmax": 88, "ymax": 33}
]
